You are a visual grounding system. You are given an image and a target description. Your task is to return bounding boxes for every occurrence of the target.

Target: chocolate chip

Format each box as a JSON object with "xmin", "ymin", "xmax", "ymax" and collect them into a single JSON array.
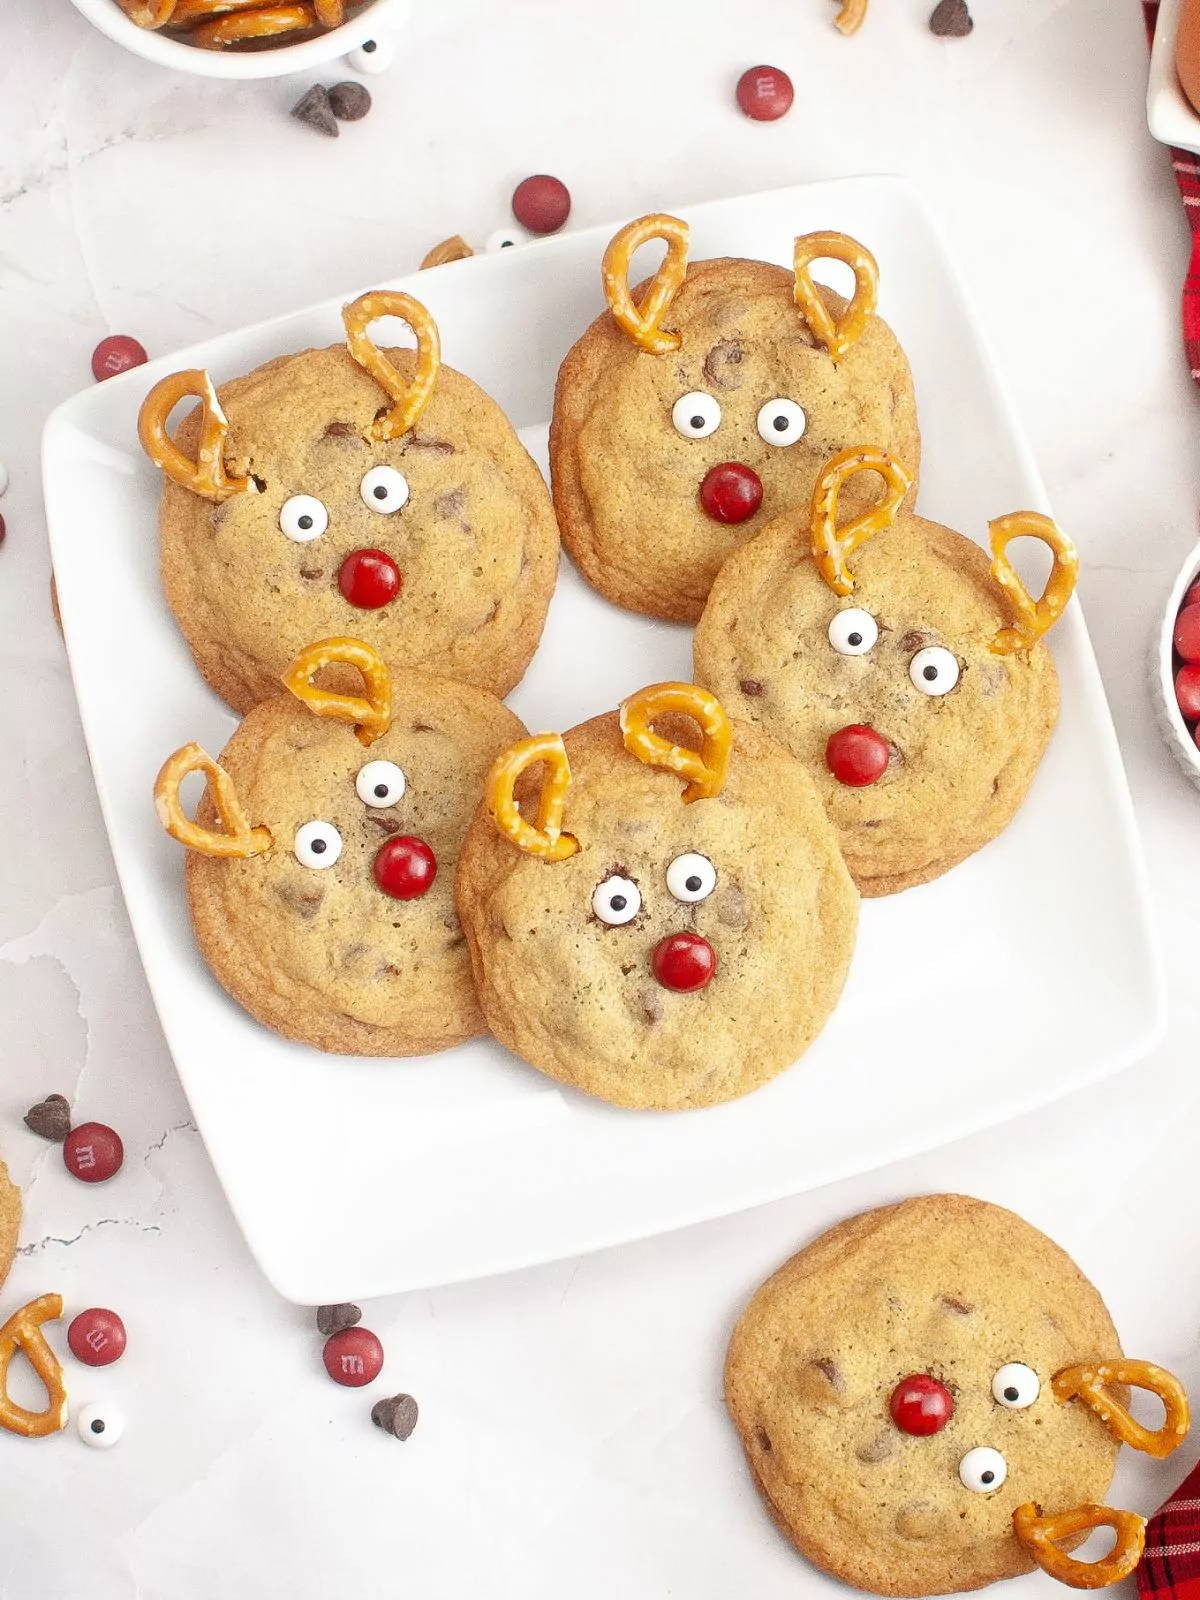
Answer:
[
  {"xmin": 929, "ymin": 0, "xmax": 973, "ymax": 35},
  {"xmin": 702, "ymin": 339, "xmax": 745, "ymax": 392},
  {"xmin": 643, "ymin": 992, "xmax": 663, "ymax": 1025},
  {"xmin": 856, "ymin": 1433, "xmax": 896, "ymax": 1463},
  {"xmin": 328, "ymin": 81, "xmax": 372, "ymax": 121},
  {"xmin": 291, "ymin": 84, "xmax": 339, "ymax": 138},
  {"xmin": 715, "ymin": 884, "xmax": 749, "ymax": 929},
  {"xmin": 316, "ymin": 1302, "xmax": 361, "ymax": 1336},
  {"xmin": 366, "ymin": 813, "xmax": 401, "ymax": 835},
  {"xmin": 899, "ymin": 629, "xmax": 930, "ymax": 653},
  {"xmin": 739, "ymin": 679, "xmax": 763, "ymax": 697},
  {"xmin": 940, "ymin": 1295, "xmax": 972, "ymax": 1316},
  {"xmin": 23, "ymin": 1094, "xmax": 71, "ymax": 1142},
  {"xmin": 813, "ymin": 1357, "xmax": 845, "ymax": 1392},
  {"xmin": 401, "ymin": 435, "xmax": 454, "ymax": 456},
  {"xmin": 433, "ymin": 487, "xmax": 468, "ymax": 522},
  {"xmin": 411, "ymin": 721, "xmax": 435, "ymax": 733},
  {"xmin": 372, "ymin": 1393, "xmax": 419, "ymax": 1440},
  {"xmin": 299, "ymin": 567, "xmax": 324, "ymax": 581},
  {"xmin": 323, "ymin": 421, "xmax": 356, "ymax": 438},
  {"xmin": 754, "ymin": 1426, "xmax": 772, "ymax": 1452}
]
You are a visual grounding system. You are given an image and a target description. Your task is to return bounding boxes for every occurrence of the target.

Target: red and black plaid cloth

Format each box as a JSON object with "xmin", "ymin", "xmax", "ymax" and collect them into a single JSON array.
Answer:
[
  {"xmin": 1146, "ymin": 0, "xmax": 1200, "ymax": 383},
  {"xmin": 1139, "ymin": 1456, "xmax": 1200, "ymax": 1597}
]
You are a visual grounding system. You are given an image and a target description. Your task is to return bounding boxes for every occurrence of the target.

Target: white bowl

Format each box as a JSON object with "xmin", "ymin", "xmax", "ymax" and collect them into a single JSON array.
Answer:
[
  {"xmin": 1147, "ymin": 0, "xmax": 1200, "ymax": 155},
  {"xmin": 68, "ymin": 0, "xmax": 408, "ymax": 79},
  {"xmin": 1150, "ymin": 539, "xmax": 1200, "ymax": 788}
]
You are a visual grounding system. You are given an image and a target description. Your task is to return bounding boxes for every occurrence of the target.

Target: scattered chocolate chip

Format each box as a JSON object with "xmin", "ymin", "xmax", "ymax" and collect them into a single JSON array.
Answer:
[
  {"xmin": 24, "ymin": 1094, "xmax": 72, "ymax": 1142},
  {"xmin": 702, "ymin": 339, "xmax": 745, "ymax": 392},
  {"xmin": 421, "ymin": 234, "xmax": 474, "ymax": 270},
  {"xmin": 328, "ymin": 81, "xmax": 371, "ymax": 121},
  {"xmin": 366, "ymin": 813, "xmax": 401, "ymax": 836},
  {"xmin": 323, "ymin": 420, "xmax": 356, "ymax": 438},
  {"xmin": 316, "ymin": 1302, "xmax": 362, "ymax": 1337},
  {"xmin": 929, "ymin": 0, "xmax": 973, "ymax": 35},
  {"xmin": 292, "ymin": 84, "xmax": 339, "ymax": 137},
  {"xmin": 940, "ymin": 1295, "xmax": 972, "ymax": 1316},
  {"xmin": 754, "ymin": 1426, "xmax": 772, "ymax": 1452},
  {"xmin": 813, "ymin": 1357, "xmax": 845, "ymax": 1392},
  {"xmin": 401, "ymin": 435, "xmax": 454, "ymax": 456},
  {"xmin": 715, "ymin": 885, "xmax": 749, "ymax": 929},
  {"xmin": 856, "ymin": 1433, "xmax": 896, "ymax": 1463},
  {"xmin": 299, "ymin": 567, "xmax": 324, "ymax": 581},
  {"xmin": 899, "ymin": 629, "xmax": 929, "ymax": 653},
  {"xmin": 372, "ymin": 1393, "xmax": 419, "ymax": 1440},
  {"xmin": 739, "ymin": 679, "xmax": 764, "ymax": 697},
  {"xmin": 433, "ymin": 487, "xmax": 468, "ymax": 522}
]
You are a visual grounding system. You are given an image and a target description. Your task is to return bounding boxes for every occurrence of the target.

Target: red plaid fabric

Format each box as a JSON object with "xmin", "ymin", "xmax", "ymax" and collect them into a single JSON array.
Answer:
[
  {"xmin": 1145, "ymin": 0, "xmax": 1200, "ymax": 384},
  {"xmin": 1138, "ymin": 1457, "xmax": 1200, "ymax": 1597}
]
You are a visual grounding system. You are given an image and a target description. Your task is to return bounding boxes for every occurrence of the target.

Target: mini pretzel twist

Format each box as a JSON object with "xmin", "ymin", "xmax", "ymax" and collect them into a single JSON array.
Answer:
[
  {"xmin": 155, "ymin": 744, "xmax": 273, "ymax": 860},
  {"xmin": 1012, "ymin": 1502, "xmax": 1145, "ymax": 1590},
  {"xmin": 0, "ymin": 1294, "xmax": 69, "ymax": 1439},
  {"xmin": 313, "ymin": 0, "xmax": 343, "ymax": 22},
  {"xmin": 485, "ymin": 734, "xmax": 581, "ymax": 861},
  {"xmin": 619, "ymin": 683, "xmax": 732, "ymax": 803},
  {"xmin": 602, "ymin": 214, "xmax": 690, "ymax": 355},
  {"xmin": 192, "ymin": 3, "xmax": 317, "ymax": 45},
  {"xmin": 421, "ymin": 236, "xmax": 474, "ymax": 269},
  {"xmin": 281, "ymin": 637, "xmax": 393, "ymax": 747},
  {"xmin": 343, "ymin": 291, "xmax": 441, "ymax": 441},
  {"xmin": 834, "ymin": 0, "xmax": 869, "ymax": 34},
  {"xmin": 1052, "ymin": 1360, "xmax": 1190, "ymax": 1459},
  {"xmin": 989, "ymin": 512, "xmax": 1079, "ymax": 655},
  {"xmin": 794, "ymin": 233, "xmax": 879, "ymax": 362},
  {"xmin": 137, "ymin": 370, "xmax": 252, "ymax": 502},
  {"xmin": 810, "ymin": 446, "xmax": 913, "ymax": 597},
  {"xmin": 168, "ymin": 0, "xmax": 265, "ymax": 21},
  {"xmin": 117, "ymin": 0, "xmax": 178, "ymax": 24}
]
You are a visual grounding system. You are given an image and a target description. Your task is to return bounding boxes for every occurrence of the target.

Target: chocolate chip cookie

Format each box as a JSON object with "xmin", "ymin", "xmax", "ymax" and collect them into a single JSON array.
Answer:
[{"xmin": 0, "ymin": 1160, "xmax": 19, "ymax": 1291}]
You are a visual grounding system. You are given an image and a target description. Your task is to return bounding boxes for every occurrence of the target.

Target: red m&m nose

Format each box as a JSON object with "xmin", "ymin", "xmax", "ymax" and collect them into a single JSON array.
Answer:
[
  {"xmin": 699, "ymin": 462, "xmax": 763, "ymax": 524},
  {"xmin": 652, "ymin": 933, "xmax": 716, "ymax": 992},
  {"xmin": 339, "ymin": 548, "xmax": 401, "ymax": 609},
  {"xmin": 374, "ymin": 836, "xmax": 437, "ymax": 899},
  {"xmin": 890, "ymin": 1374, "xmax": 954, "ymax": 1436},
  {"xmin": 826, "ymin": 724, "xmax": 890, "ymax": 787}
]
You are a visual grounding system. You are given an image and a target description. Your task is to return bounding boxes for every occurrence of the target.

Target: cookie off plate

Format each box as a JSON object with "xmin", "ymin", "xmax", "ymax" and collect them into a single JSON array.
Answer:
[{"xmin": 42, "ymin": 178, "xmax": 1163, "ymax": 1303}]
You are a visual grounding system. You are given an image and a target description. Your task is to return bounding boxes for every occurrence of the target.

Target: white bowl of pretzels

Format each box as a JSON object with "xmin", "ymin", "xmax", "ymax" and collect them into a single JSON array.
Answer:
[{"xmin": 69, "ymin": 0, "xmax": 407, "ymax": 78}]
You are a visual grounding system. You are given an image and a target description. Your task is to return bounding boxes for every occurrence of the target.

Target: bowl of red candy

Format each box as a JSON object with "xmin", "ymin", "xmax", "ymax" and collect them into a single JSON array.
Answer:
[{"xmin": 1153, "ymin": 540, "xmax": 1200, "ymax": 787}]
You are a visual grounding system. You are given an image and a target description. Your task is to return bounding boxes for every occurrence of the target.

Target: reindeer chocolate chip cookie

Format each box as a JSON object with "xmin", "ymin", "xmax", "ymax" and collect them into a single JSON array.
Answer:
[
  {"xmin": 454, "ymin": 682, "xmax": 859, "ymax": 1110},
  {"xmin": 155, "ymin": 637, "xmax": 525, "ymax": 1055},
  {"xmin": 139, "ymin": 291, "xmax": 559, "ymax": 713},
  {"xmin": 725, "ymin": 1195, "xmax": 1190, "ymax": 1594},
  {"xmin": 694, "ymin": 447, "xmax": 1079, "ymax": 895},
  {"xmin": 550, "ymin": 215, "xmax": 920, "ymax": 622}
]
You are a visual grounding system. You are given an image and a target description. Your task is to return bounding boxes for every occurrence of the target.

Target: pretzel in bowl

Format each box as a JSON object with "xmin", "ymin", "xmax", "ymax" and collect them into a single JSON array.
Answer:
[
  {"xmin": 550, "ymin": 212, "xmax": 920, "ymax": 624},
  {"xmin": 455, "ymin": 680, "xmax": 858, "ymax": 1111},
  {"xmin": 694, "ymin": 444, "xmax": 1079, "ymax": 895}
]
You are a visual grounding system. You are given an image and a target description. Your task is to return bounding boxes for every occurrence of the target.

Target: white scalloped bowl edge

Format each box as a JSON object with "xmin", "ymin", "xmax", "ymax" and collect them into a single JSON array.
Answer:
[
  {"xmin": 67, "ymin": 0, "xmax": 408, "ymax": 79},
  {"xmin": 1150, "ymin": 540, "xmax": 1200, "ymax": 789}
]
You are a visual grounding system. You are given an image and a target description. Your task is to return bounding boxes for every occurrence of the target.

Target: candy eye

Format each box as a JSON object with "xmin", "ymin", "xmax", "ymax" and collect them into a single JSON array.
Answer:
[
  {"xmin": 294, "ymin": 820, "xmax": 343, "ymax": 870},
  {"xmin": 959, "ymin": 1447, "xmax": 1007, "ymax": 1493},
  {"xmin": 355, "ymin": 760, "xmax": 406, "ymax": 808},
  {"xmin": 666, "ymin": 853, "xmax": 717, "ymax": 903},
  {"xmin": 828, "ymin": 608, "xmax": 879, "ymax": 656},
  {"xmin": 592, "ymin": 875, "xmax": 642, "ymax": 926},
  {"xmin": 77, "ymin": 1401, "xmax": 124, "ymax": 1450},
  {"xmin": 993, "ymin": 1363, "xmax": 1040, "ymax": 1410},
  {"xmin": 485, "ymin": 226, "xmax": 526, "ymax": 251},
  {"xmin": 909, "ymin": 646, "xmax": 960, "ymax": 697},
  {"xmin": 279, "ymin": 494, "xmax": 329, "ymax": 543},
  {"xmin": 756, "ymin": 397, "xmax": 807, "ymax": 446},
  {"xmin": 359, "ymin": 465, "xmax": 410, "ymax": 514},
  {"xmin": 672, "ymin": 392, "xmax": 722, "ymax": 440}
]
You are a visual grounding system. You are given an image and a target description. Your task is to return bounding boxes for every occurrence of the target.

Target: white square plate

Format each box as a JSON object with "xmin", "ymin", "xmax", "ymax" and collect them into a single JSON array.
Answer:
[
  {"xmin": 43, "ymin": 178, "xmax": 1164, "ymax": 1305},
  {"xmin": 1147, "ymin": 0, "xmax": 1200, "ymax": 154}
]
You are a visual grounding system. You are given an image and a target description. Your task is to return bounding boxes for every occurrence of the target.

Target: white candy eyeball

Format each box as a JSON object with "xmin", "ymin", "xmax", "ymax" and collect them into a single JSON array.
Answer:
[
  {"xmin": 78, "ymin": 1401, "xmax": 124, "ymax": 1450},
  {"xmin": 294, "ymin": 820, "xmax": 343, "ymax": 870},
  {"xmin": 666, "ymin": 852, "xmax": 717, "ymax": 903},
  {"xmin": 279, "ymin": 494, "xmax": 329, "ymax": 543},
  {"xmin": 909, "ymin": 645, "xmax": 960, "ymax": 697},
  {"xmin": 959, "ymin": 1447, "xmax": 1007, "ymax": 1494},
  {"xmin": 348, "ymin": 35, "xmax": 394, "ymax": 73},
  {"xmin": 756, "ymin": 397, "xmax": 807, "ymax": 447},
  {"xmin": 672, "ymin": 392, "xmax": 722, "ymax": 440},
  {"xmin": 486, "ymin": 226, "xmax": 528, "ymax": 251},
  {"xmin": 828, "ymin": 608, "xmax": 879, "ymax": 656},
  {"xmin": 592, "ymin": 874, "xmax": 641, "ymax": 926},
  {"xmin": 993, "ymin": 1363, "xmax": 1040, "ymax": 1410},
  {"xmin": 356, "ymin": 760, "xmax": 406, "ymax": 808},
  {"xmin": 360, "ymin": 465, "xmax": 409, "ymax": 514}
]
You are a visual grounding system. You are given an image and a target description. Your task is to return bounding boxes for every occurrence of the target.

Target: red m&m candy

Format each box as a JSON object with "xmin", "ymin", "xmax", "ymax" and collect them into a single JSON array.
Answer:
[
  {"xmin": 511, "ymin": 174, "xmax": 571, "ymax": 235},
  {"xmin": 374, "ymin": 836, "xmax": 437, "ymax": 900},
  {"xmin": 63, "ymin": 1122, "xmax": 124, "ymax": 1184},
  {"xmin": 68, "ymin": 1308, "xmax": 127, "ymax": 1367},
  {"xmin": 1174, "ymin": 604, "xmax": 1200, "ymax": 664},
  {"xmin": 890, "ymin": 1374, "xmax": 954, "ymax": 1436},
  {"xmin": 323, "ymin": 1326, "xmax": 384, "ymax": 1387},
  {"xmin": 699, "ymin": 463, "xmax": 763, "ymax": 525},
  {"xmin": 338, "ymin": 548, "xmax": 401, "ymax": 609},
  {"xmin": 1176, "ymin": 664, "xmax": 1200, "ymax": 721},
  {"xmin": 651, "ymin": 933, "xmax": 717, "ymax": 993},
  {"xmin": 826, "ymin": 725, "xmax": 890, "ymax": 787},
  {"xmin": 736, "ymin": 65, "xmax": 794, "ymax": 122},
  {"xmin": 92, "ymin": 336, "xmax": 147, "ymax": 383}
]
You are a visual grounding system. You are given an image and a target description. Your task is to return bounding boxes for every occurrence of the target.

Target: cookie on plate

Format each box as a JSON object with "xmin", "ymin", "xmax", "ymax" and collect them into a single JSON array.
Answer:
[
  {"xmin": 725, "ymin": 1195, "xmax": 1190, "ymax": 1595},
  {"xmin": 550, "ymin": 214, "xmax": 920, "ymax": 623},
  {"xmin": 454, "ymin": 681, "xmax": 858, "ymax": 1110},
  {"xmin": 139, "ymin": 290, "xmax": 559, "ymax": 713},
  {"xmin": 155, "ymin": 637, "xmax": 525, "ymax": 1055},
  {"xmin": 694, "ymin": 446, "xmax": 1079, "ymax": 895}
]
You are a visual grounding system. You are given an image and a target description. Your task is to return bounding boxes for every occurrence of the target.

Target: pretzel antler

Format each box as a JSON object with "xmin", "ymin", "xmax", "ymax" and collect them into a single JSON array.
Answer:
[
  {"xmin": 602, "ymin": 214, "xmax": 690, "ymax": 355},
  {"xmin": 1052, "ymin": 1360, "xmax": 1190, "ymax": 1459},
  {"xmin": 793, "ymin": 233, "xmax": 879, "ymax": 362},
  {"xmin": 155, "ymin": 744, "xmax": 273, "ymax": 860},
  {"xmin": 810, "ymin": 446, "xmax": 913, "ymax": 596},
  {"xmin": 619, "ymin": 683, "xmax": 732, "ymax": 803},
  {"xmin": 0, "ymin": 1294, "xmax": 69, "ymax": 1439},
  {"xmin": 485, "ymin": 734, "xmax": 581, "ymax": 861},
  {"xmin": 343, "ymin": 291, "xmax": 441, "ymax": 441},
  {"xmin": 138, "ymin": 371, "xmax": 253, "ymax": 502},
  {"xmin": 988, "ymin": 512, "xmax": 1079, "ymax": 656},
  {"xmin": 280, "ymin": 637, "xmax": 393, "ymax": 747},
  {"xmin": 834, "ymin": 0, "xmax": 869, "ymax": 35},
  {"xmin": 1012, "ymin": 1502, "xmax": 1145, "ymax": 1590}
]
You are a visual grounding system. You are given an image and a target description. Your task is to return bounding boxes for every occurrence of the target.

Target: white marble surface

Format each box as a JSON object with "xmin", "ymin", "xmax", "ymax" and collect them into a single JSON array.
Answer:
[{"xmin": 2, "ymin": 1, "xmax": 1199, "ymax": 1594}]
